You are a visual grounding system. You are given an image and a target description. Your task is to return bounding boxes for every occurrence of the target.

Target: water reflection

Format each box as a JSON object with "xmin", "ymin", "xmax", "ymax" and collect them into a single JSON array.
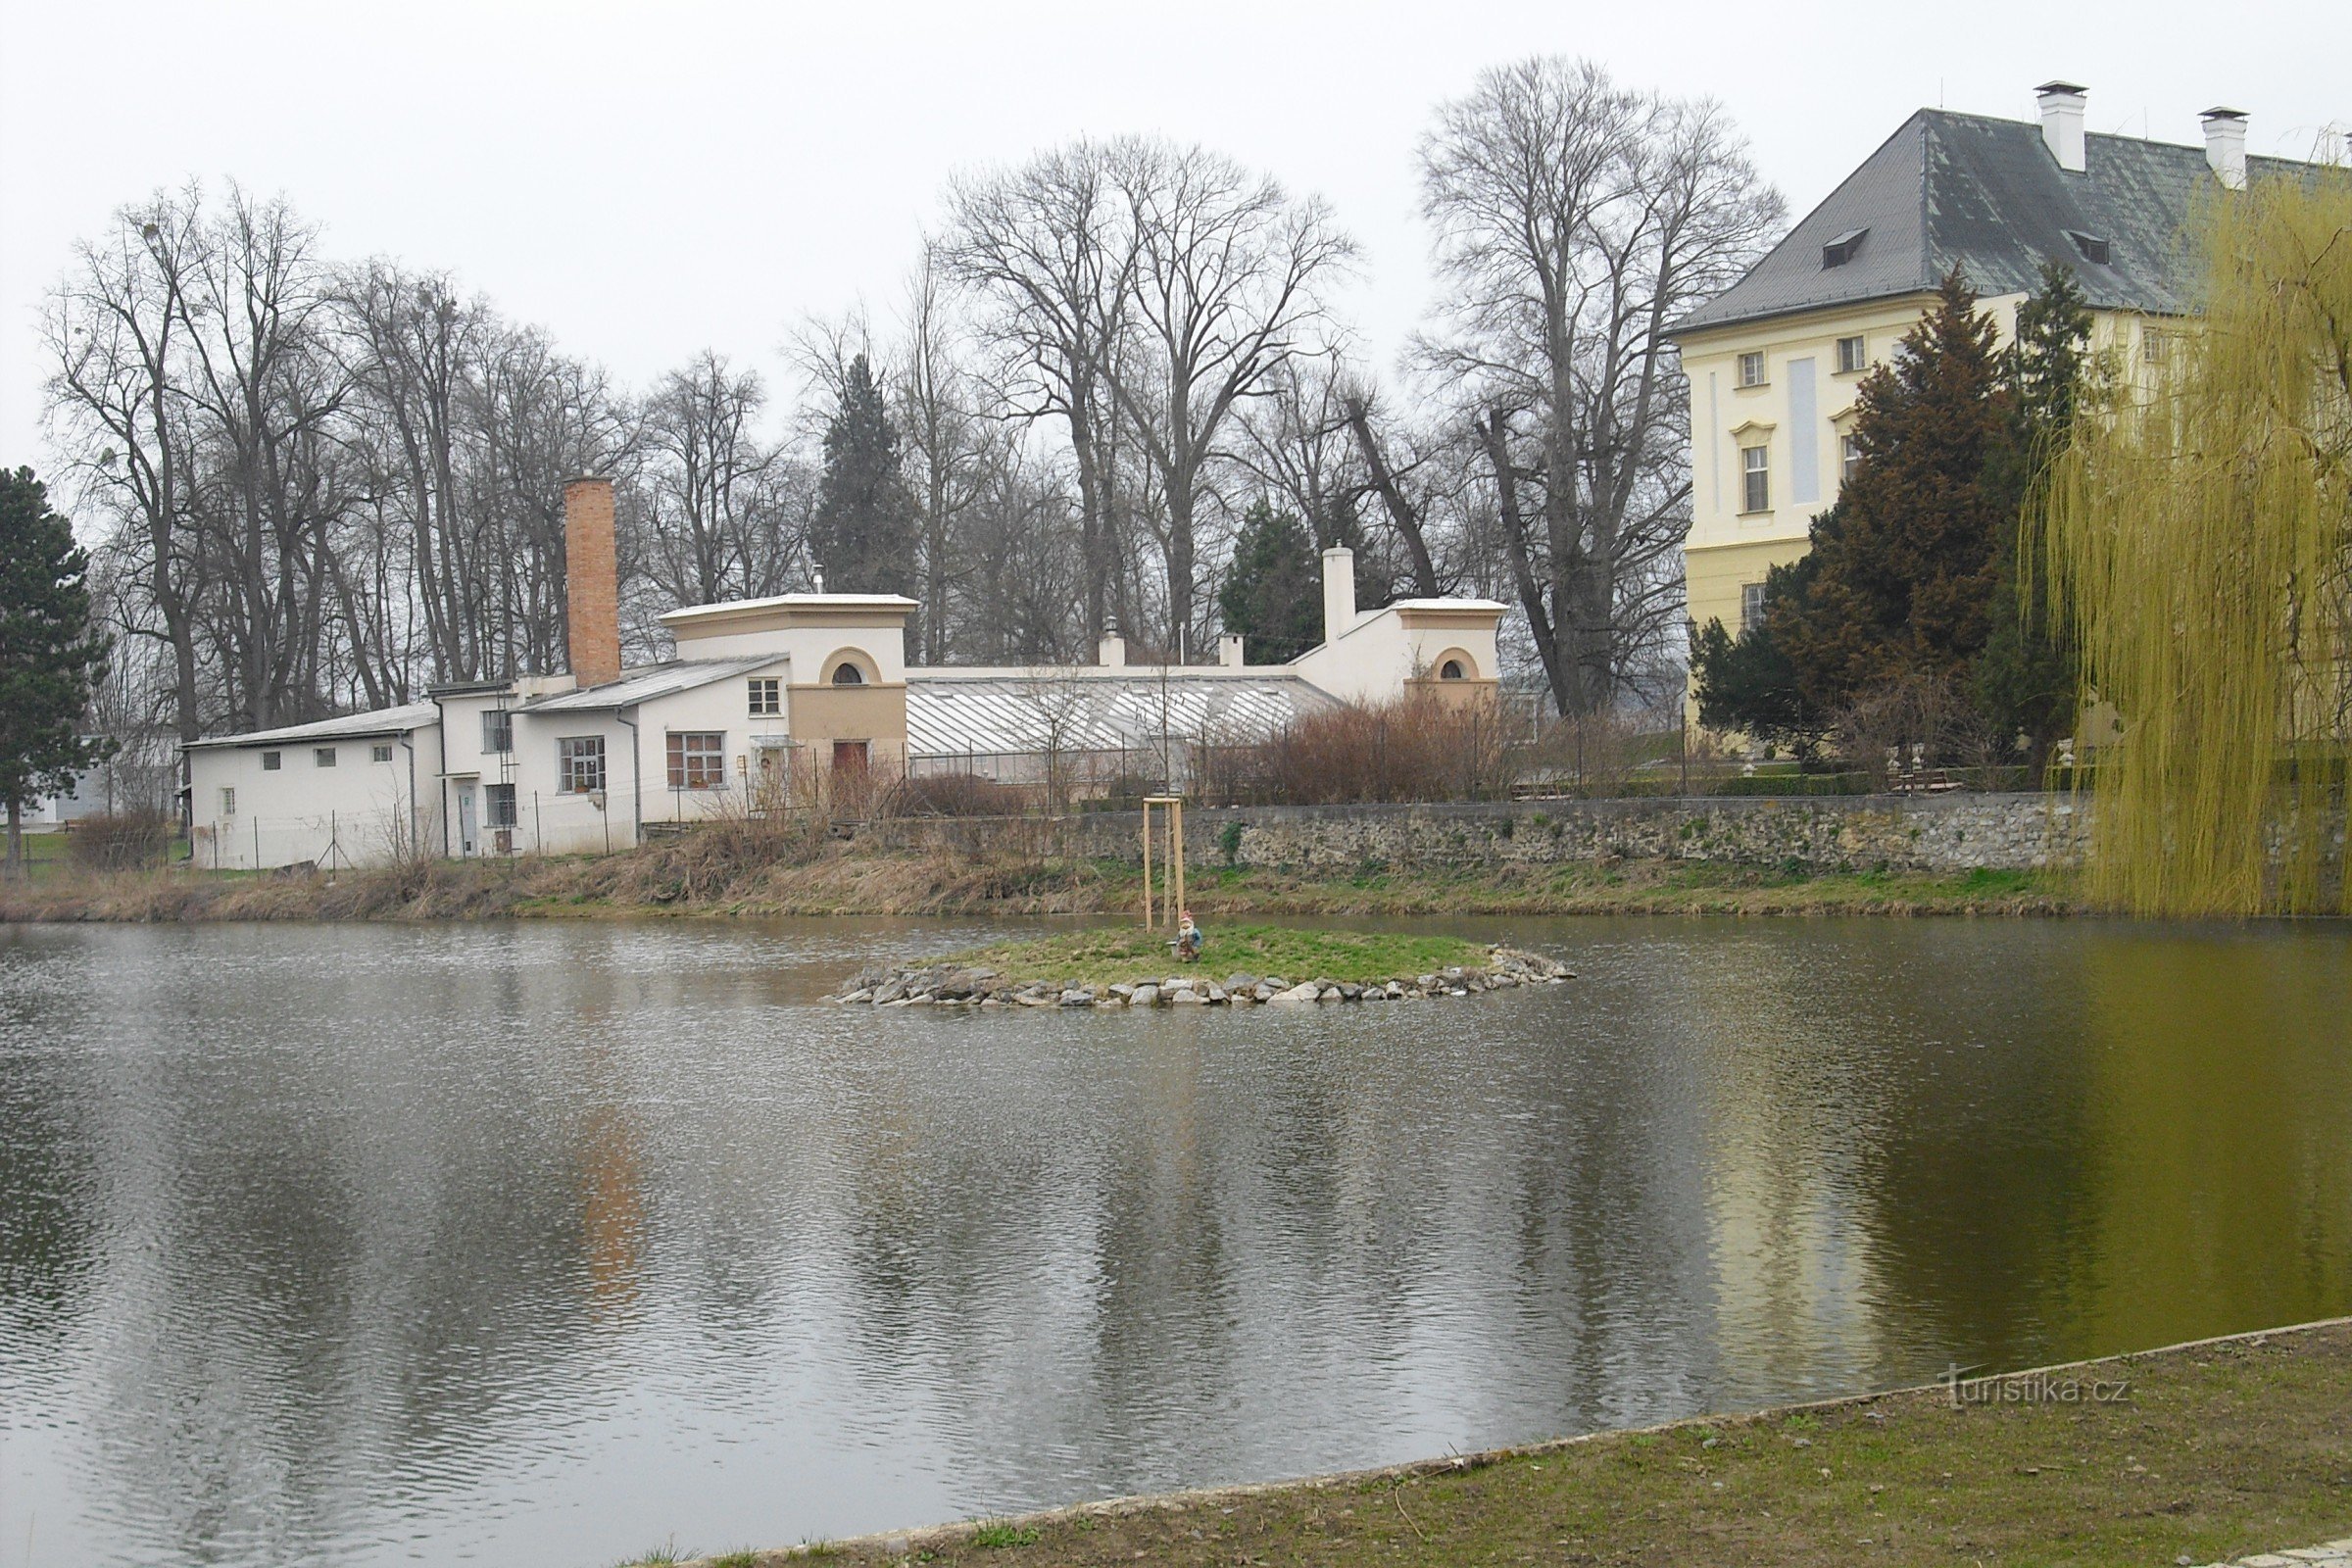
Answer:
[{"xmin": 0, "ymin": 916, "xmax": 2345, "ymax": 1567}]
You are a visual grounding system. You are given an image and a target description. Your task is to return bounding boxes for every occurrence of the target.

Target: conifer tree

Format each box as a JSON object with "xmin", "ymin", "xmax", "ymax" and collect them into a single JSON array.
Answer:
[
  {"xmin": 1216, "ymin": 499, "xmax": 1323, "ymax": 662},
  {"xmin": 1976, "ymin": 261, "xmax": 2093, "ymax": 778},
  {"xmin": 1690, "ymin": 554, "xmax": 1826, "ymax": 748},
  {"xmin": 1778, "ymin": 269, "xmax": 2009, "ymax": 707},
  {"xmin": 1, "ymin": 467, "xmax": 113, "ymax": 876},
  {"xmin": 809, "ymin": 355, "xmax": 918, "ymax": 604}
]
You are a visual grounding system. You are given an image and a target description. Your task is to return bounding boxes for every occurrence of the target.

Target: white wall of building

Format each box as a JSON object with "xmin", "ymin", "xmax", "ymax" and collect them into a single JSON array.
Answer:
[{"xmin": 188, "ymin": 723, "xmax": 438, "ymax": 871}]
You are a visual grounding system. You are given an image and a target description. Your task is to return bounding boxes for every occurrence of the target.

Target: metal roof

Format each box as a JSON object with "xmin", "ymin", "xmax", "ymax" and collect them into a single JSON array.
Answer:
[
  {"xmin": 1674, "ymin": 110, "xmax": 2325, "ymax": 335},
  {"xmin": 906, "ymin": 673, "xmax": 1341, "ymax": 759},
  {"xmin": 185, "ymin": 701, "xmax": 441, "ymax": 751},
  {"xmin": 519, "ymin": 656, "xmax": 785, "ymax": 712}
]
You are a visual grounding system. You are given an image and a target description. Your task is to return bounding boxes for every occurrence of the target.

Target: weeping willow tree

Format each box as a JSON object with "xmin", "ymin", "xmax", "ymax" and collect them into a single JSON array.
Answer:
[{"xmin": 2043, "ymin": 176, "xmax": 2352, "ymax": 916}]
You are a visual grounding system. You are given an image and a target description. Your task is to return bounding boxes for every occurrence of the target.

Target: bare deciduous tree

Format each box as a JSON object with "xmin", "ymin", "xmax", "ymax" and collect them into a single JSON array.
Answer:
[{"xmin": 1420, "ymin": 57, "xmax": 1782, "ymax": 714}]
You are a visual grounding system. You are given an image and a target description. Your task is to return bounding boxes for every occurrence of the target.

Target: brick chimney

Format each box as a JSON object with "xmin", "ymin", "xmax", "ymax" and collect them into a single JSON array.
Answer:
[
  {"xmin": 564, "ymin": 475, "xmax": 621, "ymax": 688},
  {"xmin": 2035, "ymin": 80, "xmax": 2087, "ymax": 173}
]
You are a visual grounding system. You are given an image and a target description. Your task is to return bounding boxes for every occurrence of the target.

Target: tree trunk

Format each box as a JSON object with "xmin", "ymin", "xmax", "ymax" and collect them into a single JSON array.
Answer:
[
  {"xmin": 1343, "ymin": 396, "xmax": 1440, "ymax": 595},
  {"xmin": 4, "ymin": 797, "xmax": 22, "ymax": 881}
]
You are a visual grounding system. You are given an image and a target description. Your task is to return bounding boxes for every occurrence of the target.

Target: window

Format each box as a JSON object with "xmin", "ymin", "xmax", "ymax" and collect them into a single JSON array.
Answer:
[
  {"xmin": 486, "ymin": 783, "xmax": 517, "ymax": 827},
  {"xmin": 1836, "ymin": 335, "xmax": 1867, "ymax": 373},
  {"xmin": 1740, "ymin": 445, "xmax": 1770, "ymax": 513},
  {"xmin": 748, "ymin": 676, "xmax": 781, "ymax": 716},
  {"xmin": 2142, "ymin": 328, "xmax": 2168, "ymax": 365},
  {"xmin": 1737, "ymin": 351, "xmax": 1767, "ymax": 388},
  {"xmin": 1439, "ymin": 659, "xmax": 1466, "ymax": 680},
  {"xmin": 219, "ymin": 787, "xmax": 236, "ymax": 816},
  {"xmin": 666, "ymin": 731, "xmax": 727, "ymax": 790},
  {"xmin": 2069, "ymin": 230, "xmax": 2111, "ymax": 266},
  {"xmin": 370, "ymin": 743, "xmax": 394, "ymax": 763},
  {"xmin": 1821, "ymin": 226, "xmax": 1868, "ymax": 268},
  {"xmin": 1740, "ymin": 582, "xmax": 1769, "ymax": 632},
  {"xmin": 558, "ymin": 736, "xmax": 606, "ymax": 794},
  {"xmin": 830, "ymin": 661, "xmax": 863, "ymax": 686},
  {"xmin": 262, "ymin": 751, "xmax": 281, "ymax": 771},
  {"xmin": 482, "ymin": 710, "xmax": 513, "ymax": 754},
  {"xmin": 315, "ymin": 748, "xmax": 337, "ymax": 768},
  {"xmin": 1840, "ymin": 433, "xmax": 1865, "ymax": 485}
]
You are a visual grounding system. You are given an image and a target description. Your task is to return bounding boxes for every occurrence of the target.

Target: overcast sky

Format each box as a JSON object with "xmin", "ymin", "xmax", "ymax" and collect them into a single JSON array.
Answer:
[{"xmin": 2, "ymin": 0, "xmax": 2342, "ymax": 470}]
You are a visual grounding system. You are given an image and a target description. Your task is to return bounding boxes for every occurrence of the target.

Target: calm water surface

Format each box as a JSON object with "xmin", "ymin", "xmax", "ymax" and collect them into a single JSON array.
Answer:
[{"xmin": 1, "ymin": 915, "xmax": 2347, "ymax": 1566}]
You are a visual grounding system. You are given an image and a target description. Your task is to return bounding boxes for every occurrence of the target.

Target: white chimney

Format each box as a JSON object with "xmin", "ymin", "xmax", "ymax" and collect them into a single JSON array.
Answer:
[
  {"xmin": 1218, "ymin": 632, "xmax": 1245, "ymax": 667},
  {"xmin": 2201, "ymin": 107, "xmax": 2248, "ymax": 189},
  {"xmin": 1098, "ymin": 619, "xmax": 1126, "ymax": 668},
  {"xmin": 1320, "ymin": 547, "xmax": 1357, "ymax": 646},
  {"xmin": 2036, "ymin": 80, "xmax": 2087, "ymax": 173}
]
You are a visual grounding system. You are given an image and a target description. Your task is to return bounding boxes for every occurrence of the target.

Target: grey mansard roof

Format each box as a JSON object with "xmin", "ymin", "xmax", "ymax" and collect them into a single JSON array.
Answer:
[{"xmin": 1673, "ymin": 109, "xmax": 2315, "ymax": 335}]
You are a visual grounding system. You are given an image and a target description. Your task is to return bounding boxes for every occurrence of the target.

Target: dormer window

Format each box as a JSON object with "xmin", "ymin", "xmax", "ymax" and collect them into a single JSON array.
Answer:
[
  {"xmin": 2069, "ymin": 230, "xmax": 2111, "ymax": 266},
  {"xmin": 1821, "ymin": 227, "xmax": 1868, "ymax": 269}
]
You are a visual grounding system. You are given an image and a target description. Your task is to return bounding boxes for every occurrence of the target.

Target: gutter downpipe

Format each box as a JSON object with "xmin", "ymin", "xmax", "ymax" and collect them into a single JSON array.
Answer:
[
  {"xmin": 402, "ymin": 731, "xmax": 421, "ymax": 860},
  {"xmin": 616, "ymin": 707, "xmax": 642, "ymax": 851}
]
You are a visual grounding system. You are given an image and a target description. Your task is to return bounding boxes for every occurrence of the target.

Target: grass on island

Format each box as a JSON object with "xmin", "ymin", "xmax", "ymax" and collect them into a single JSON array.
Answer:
[
  {"xmin": 634, "ymin": 1318, "xmax": 2352, "ymax": 1567},
  {"xmin": 936, "ymin": 923, "xmax": 1490, "ymax": 990}
]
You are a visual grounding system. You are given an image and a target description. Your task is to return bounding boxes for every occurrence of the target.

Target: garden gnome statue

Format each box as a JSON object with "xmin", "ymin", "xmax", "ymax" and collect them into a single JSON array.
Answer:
[{"xmin": 1176, "ymin": 909, "xmax": 1202, "ymax": 963}]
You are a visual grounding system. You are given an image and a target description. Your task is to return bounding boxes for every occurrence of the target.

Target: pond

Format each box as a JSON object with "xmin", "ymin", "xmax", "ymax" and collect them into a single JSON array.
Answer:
[{"xmin": 1, "ymin": 915, "xmax": 2347, "ymax": 1566}]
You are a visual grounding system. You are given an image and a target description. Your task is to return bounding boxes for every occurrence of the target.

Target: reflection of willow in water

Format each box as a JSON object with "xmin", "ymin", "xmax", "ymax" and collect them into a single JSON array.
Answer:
[
  {"xmin": 579, "ymin": 1101, "xmax": 648, "ymax": 1320},
  {"xmin": 2074, "ymin": 931, "xmax": 2352, "ymax": 1352}
]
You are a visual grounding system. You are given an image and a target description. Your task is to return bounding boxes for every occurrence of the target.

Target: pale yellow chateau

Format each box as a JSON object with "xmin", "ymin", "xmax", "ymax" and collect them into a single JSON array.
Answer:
[{"xmin": 1672, "ymin": 82, "xmax": 2293, "ymax": 704}]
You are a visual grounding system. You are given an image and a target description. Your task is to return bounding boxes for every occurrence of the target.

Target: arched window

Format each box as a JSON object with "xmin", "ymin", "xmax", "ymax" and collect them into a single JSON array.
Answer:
[
  {"xmin": 1439, "ymin": 659, "xmax": 1466, "ymax": 680},
  {"xmin": 830, "ymin": 661, "xmax": 864, "ymax": 686}
]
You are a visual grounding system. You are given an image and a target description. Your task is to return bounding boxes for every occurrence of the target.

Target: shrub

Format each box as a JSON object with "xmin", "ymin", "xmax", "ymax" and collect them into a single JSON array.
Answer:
[
  {"xmin": 880, "ymin": 772, "xmax": 1031, "ymax": 817},
  {"xmin": 1256, "ymin": 695, "xmax": 1514, "ymax": 804},
  {"xmin": 68, "ymin": 810, "xmax": 172, "ymax": 871}
]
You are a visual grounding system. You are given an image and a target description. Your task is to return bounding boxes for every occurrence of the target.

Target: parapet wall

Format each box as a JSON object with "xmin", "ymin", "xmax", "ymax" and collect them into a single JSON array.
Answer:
[{"xmin": 873, "ymin": 793, "xmax": 2091, "ymax": 875}]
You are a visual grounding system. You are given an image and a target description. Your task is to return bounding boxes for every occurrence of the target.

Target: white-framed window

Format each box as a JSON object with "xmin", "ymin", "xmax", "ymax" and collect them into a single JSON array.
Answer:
[
  {"xmin": 1737, "ymin": 351, "xmax": 1767, "ymax": 387},
  {"xmin": 370, "ymin": 743, "xmax": 393, "ymax": 763},
  {"xmin": 482, "ymin": 710, "xmax": 514, "ymax": 754},
  {"xmin": 1836, "ymin": 335, "xmax": 1867, "ymax": 373},
  {"xmin": 666, "ymin": 731, "xmax": 727, "ymax": 790},
  {"xmin": 1841, "ymin": 433, "xmax": 1865, "ymax": 485},
  {"xmin": 261, "ymin": 751, "xmax": 281, "ymax": 771},
  {"xmin": 748, "ymin": 676, "xmax": 781, "ymax": 716},
  {"xmin": 315, "ymin": 747, "xmax": 337, "ymax": 768},
  {"xmin": 2142, "ymin": 328, "xmax": 2167, "ymax": 365},
  {"xmin": 558, "ymin": 736, "xmax": 606, "ymax": 794},
  {"xmin": 1740, "ymin": 445, "xmax": 1770, "ymax": 513},
  {"xmin": 219, "ymin": 787, "xmax": 236, "ymax": 816},
  {"xmin": 486, "ymin": 783, "xmax": 517, "ymax": 827},
  {"xmin": 1740, "ymin": 581, "xmax": 1768, "ymax": 632}
]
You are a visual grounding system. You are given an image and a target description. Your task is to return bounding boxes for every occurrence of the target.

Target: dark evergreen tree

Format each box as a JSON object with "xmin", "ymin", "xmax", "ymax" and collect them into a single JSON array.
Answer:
[
  {"xmin": 0, "ymin": 467, "xmax": 113, "ymax": 875},
  {"xmin": 1778, "ymin": 268, "xmax": 2010, "ymax": 708},
  {"xmin": 1975, "ymin": 261, "xmax": 2093, "ymax": 780},
  {"xmin": 809, "ymin": 355, "xmax": 918, "ymax": 605},
  {"xmin": 1690, "ymin": 553, "xmax": 1827, "ymax": 749},
  {"xmin": 1216, "ymin": 498, "xmax": 1323, "ymax": 662}
]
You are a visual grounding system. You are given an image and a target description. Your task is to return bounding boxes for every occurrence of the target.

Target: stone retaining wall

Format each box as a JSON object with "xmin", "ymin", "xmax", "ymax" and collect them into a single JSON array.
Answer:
[{"xmin": 871, "ymin": 792, "xmax": 2091, "ymax": 874}]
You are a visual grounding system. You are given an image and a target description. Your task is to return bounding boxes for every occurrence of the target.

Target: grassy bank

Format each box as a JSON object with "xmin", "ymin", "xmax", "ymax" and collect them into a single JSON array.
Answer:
[
  {"xmin": 0, "ymin": 836, "xmax": 2083, "ymax": 925},
  {"xmin": 637, "ymin": 1318, "xmax": 2352, "ymax": 1568},
  {"xmin": 932, "ymin": 924, "xmax": 1491, "ymax": 990}
]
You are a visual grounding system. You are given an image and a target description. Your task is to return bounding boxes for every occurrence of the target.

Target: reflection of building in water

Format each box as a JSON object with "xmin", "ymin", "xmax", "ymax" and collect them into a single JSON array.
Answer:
[
  {"xmin": 1680, "ymin": 939, "xmax": 1897, "ymax": 1395},
  {"xmin": 580, "ymin": 1102, "xmax": 648, "ymax": 1319}
]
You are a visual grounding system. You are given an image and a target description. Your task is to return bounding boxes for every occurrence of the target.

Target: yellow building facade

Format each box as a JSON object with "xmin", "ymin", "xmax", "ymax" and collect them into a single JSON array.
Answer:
[{"xmin": 1671, "ymin": 84, "xmax": 2290, "ymax": 724}]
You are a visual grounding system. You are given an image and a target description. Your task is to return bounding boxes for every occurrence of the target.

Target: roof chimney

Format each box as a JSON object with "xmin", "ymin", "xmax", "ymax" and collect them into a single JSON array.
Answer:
[
  {"xmin": 563, "ymin": 475, "xmax": 621, "ymax": 689},
  {"xmin": 1218, "ymin": 632, "xmax": 1245, "ymax": 668},
  {"xmin": 2201, "ymin": 107, "xmax": 2248, "ymax": 189},
  {"xmin": 1098, "ymin": 617, "xmax": 1126, "ymax": 668},
  {"xmin": 1321, "ymin": 546, "xmax": 1357, "ymax": 646},
  {"xmin": 2035, "ymin": 80, "xmax": 2088, "ymax": 173}
]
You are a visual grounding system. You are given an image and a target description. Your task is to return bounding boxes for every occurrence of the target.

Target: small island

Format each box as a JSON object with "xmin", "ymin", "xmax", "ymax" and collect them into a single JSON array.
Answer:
[{"xmin": 834, "ymin": 924, "xmax": 1573, "ymax": 1008}]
